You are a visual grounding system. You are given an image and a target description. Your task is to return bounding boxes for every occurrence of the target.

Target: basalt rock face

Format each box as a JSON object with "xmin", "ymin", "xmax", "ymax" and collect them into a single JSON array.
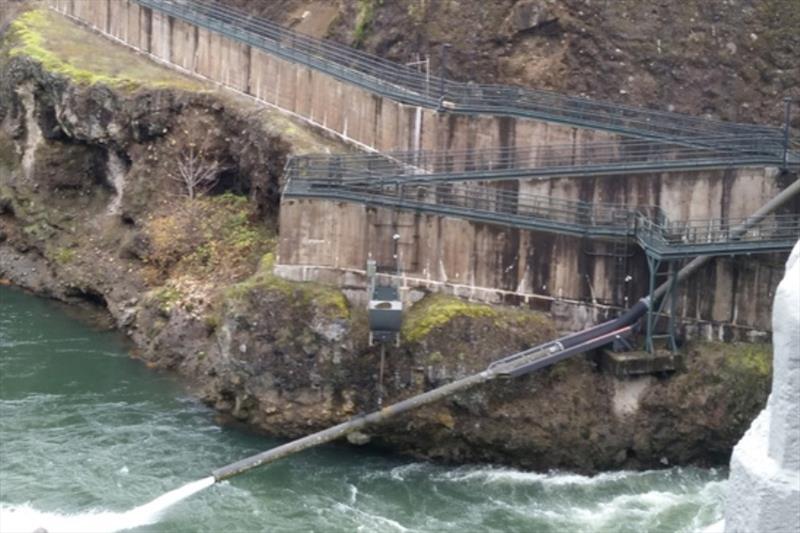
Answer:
[
  {"xmin": 0, "ymin": 56, "xmax": 288, "ymax": 222},
  {"xmin": 0, "ymin": 32, "xmax": 773, "ymax": 474}
]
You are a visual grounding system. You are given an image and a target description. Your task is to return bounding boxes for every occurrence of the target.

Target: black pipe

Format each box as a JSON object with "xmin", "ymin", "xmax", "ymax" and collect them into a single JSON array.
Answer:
[
  {"xmin": 503, "ymin": 325, "xmax": 635, "ymax": 378},
  {"xmin": 560, "ymin": 297, "xmax": 649, "ymax": 349},
  {"xmin": 488, "ymin": 298, "xmax": 649, "ymax": 374},
  {"xmin": 783, "ymin": 97, "xmax": 793, "ymax": 171}
]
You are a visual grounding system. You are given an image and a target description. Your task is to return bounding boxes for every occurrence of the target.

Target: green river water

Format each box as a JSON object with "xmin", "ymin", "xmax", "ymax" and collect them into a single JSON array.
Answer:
[{"xmin": 0, "ymin": 286, "xmax": 727, "ymax": 533}]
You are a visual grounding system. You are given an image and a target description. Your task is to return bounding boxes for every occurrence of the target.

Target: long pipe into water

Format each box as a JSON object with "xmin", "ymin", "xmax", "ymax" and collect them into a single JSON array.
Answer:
[
  {"xmin": 213, "ymin": 323, "xmax": 640, "ymax": 481},
  {"xmin": 212, "ymin": 175, "xmax": 800, "ymax": 483}
]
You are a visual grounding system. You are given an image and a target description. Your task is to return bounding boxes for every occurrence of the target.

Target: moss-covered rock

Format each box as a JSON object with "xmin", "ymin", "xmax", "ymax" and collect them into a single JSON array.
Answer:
[
  {"xmin": 634, "ymin": 342, "xmax": 772, "ymax": 466},
  {"xmin": 402, "ymin": 294, "xmax": 498, "ymax": 343},
  {"xmin": 7, "ymin": 10, "xmax": 201, "ymax": 91},
  {"xmin": 401, "ymin": 293, "xmax": 555, "ymax": 372},
  {"xmin": 225, "ymin": 253, "xmax": 350, "ymax": 320}
]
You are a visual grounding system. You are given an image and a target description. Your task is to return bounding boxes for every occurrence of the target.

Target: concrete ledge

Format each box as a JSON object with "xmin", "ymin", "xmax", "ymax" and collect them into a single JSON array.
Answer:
[
  {"xmin": 600, "ymin": 349, "xmax": 684, "ymax": 377},
  {"xmin": 274, "ymin": 263, "xmax": 773, "ymax": 343}
]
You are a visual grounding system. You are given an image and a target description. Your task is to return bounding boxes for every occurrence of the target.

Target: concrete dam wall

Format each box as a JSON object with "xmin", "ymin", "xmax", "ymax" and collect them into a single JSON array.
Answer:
[
  {"xmin": 48, "ymin": 0, "xmax": 797, "ymax": 338},
  {"xmin": 277, "ymin": 166, "xmax": 791, "ymax": 337},
  {"xmin": 48, "ymin": 0, "xmax": 629, "ymax": 154}
]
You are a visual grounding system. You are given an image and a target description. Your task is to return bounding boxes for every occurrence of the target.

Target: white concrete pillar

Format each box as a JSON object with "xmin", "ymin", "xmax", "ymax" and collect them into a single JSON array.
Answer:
[{"xmin": 724, "ymin": 240, "xmax": 800, "ymax": 533}]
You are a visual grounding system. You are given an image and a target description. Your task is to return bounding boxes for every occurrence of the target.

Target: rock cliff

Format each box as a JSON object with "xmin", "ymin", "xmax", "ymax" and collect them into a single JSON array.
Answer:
[{"xmin": 0, "ymin": 7, "xmax": 776, "ymax": 473}]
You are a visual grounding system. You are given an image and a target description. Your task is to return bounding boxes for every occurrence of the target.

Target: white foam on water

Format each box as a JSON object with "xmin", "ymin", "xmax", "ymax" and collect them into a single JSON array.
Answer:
[
  {"xmin": 347, "ymin": 483, "xmax": 359, "ymax": 505},
  {"xmin": 332, "ymin": 502, "xmax": 412, "ymax": 533},
  {"xmin": 436, "ymin": 466, "xmax": 633, "ymax": 486},
  {"xmin": 387, "ymin": 462, "xmax": 429, "ymax": 482},
  {"xmin": 483, "ymin": 474, "xmax": 726, "ymax": 532},
  {"xmin": 567, "ymin": 488, "xmax": 717, "ymax": 532},
  {"xmin": 4, "ymin": 338, "xmax": 90, "ymax": 347},
  {"xmin": 0, "ymin": 477, "xmax": 214, "ymax": 533}
]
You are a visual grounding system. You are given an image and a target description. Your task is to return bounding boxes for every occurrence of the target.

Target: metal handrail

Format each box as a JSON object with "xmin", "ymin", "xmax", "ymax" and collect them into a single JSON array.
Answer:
[
  {"xmin": 284, "ymin": 138, "xmax": 790, "ymax": 187},
  {"xmin": 284, "ymin": 176, "xmax": 800, "ymax": 256},
  {"xmin": 134, "ymin": 0, "xmax": 786, "ymax": 144},
  {"xmin": 635, "ymin": 213, "xmax": 800, "ymax": 247}
]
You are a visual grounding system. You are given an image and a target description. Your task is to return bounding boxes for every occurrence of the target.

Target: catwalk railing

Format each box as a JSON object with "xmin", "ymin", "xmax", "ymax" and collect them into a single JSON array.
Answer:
[
  {"xmin": 635, "ymin": 214, "xmax": 800, "ymax": 258},
  {"xmin": 285, "ymin": 136, "xmax": 793, "ymax": 184},
  {"xmin": 284, "ymin": 177, "xmax": 800, "ymax": 260},
  {"xmin": 135, "ymin": 0, "xmax": 785, "ymax": 145}
]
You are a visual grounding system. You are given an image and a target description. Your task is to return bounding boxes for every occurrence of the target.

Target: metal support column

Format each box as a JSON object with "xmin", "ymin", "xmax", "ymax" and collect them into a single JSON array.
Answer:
[
  {"xmin": 645, "ymin": 254, "xmax": 660, "ymax": 354},
  {"xmin": 377, "ymin": 344, "xmax": 386, "ymax": 408},
  {"xmin": 783, "ymin": 97, "xmax": 793, "ymax": 171},
  {"xmin": 392, "ymin": 182, "xmax": 401, "ymax": 274},
  {"xmin": 646, "ymin": 256, "xmax": 680, "ymax": 353},
  {"xmin": 438, "ymin": 43, "xmax": 451, "ymax": 108},
  {"xmin": 667, "ymin": 261, "xmax": 679, "ymax": 352}
]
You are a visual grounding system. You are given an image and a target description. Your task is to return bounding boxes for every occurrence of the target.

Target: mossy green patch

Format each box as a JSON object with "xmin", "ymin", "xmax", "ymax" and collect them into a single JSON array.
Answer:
[
  {"xmin": 52, "ymin": 246, "xmax": 76, "ymax": 264},
  {"xmin": 403, "ymin": 293, "xmax": 554, "ymax": 346},
  {"xmin": 721, "ymin": 342, "xmax": 772, "ymax": 378},
  {"xmin": 7, "ymin": 10, "xmax": 201, "ymax": 91},
  {"xmin": 354, "ymin": 0, "xmax": 380, "ymax": 46},
  {"xmin": 688, "ymin": 341, "xmax": 773, "ymax": 400},
  {"xmin": 225, "ymin": 253, "xmax": 350, "ymax": 320},
  {"xmin": 403, "ymin": 294, "xmax": 499, "ymax": 343},
  {"xmin": 22, "ymin": 219, "xmax": 56, "ymax": 241},
  {"xmin": 150, "ymin": 285, "xmax": 184, "ymax": 314},
  {"xmin": 755, "ymin": 0, "xmax": 800, "ymax": 58}
]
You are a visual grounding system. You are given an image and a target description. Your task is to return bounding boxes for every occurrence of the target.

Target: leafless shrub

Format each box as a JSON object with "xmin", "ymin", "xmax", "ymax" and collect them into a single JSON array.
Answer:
[{"xmin": 170, "ymin": 144, "xmax": 224, "ymax": 200}]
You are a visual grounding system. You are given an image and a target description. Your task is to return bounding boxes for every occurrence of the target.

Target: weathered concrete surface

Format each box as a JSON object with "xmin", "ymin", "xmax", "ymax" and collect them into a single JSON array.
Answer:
[
  {"xmin": 600, "ymin": 350, "xmax": 684, "ymax": 378},
  {"xmin": 47, "ymin": 0, "xmax": 796, "ymax": 337},
  {"xmin": 48, "ymin": 0, "xmax": 628, "ymax": 155},
  {"xmin": 724, "ymin": 240, "xmax": 800, "ymax": 533},
  {"xmin": 277, "ymin": 171, "xmax": 789, "ymax": 336}
]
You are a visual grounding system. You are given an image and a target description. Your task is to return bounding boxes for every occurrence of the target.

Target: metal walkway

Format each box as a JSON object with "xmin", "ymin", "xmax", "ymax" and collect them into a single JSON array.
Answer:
[
  {"xmin": 136, "ymin": 0, "xmax": 785, "ymax": 145},
  {"xmin": 286, "ymin": 137, "xmax": 795, "ymax": 185},
  {"xmin": 634, "ymin": 214, "xmax": 800, "ymax": 259},
  {"xmin": 284, "ymin": 171, "xmax": 800, "ymax": 261}
]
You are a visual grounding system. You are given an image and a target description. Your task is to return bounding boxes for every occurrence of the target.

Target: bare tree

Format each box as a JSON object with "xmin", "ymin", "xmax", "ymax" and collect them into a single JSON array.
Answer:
[{"xmin": 171, "ymin": 146, "xmax": 223, "ymax": 200}]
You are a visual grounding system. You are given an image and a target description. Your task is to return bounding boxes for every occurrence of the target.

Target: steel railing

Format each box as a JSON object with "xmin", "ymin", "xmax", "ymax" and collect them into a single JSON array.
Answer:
[
  {"xmin": 284, "ymin": 176, "xmax": 800, "ymax": 258},
  {"xmin": 287, "ymin": 178, "xmax": 656, "ymax": 237},
  {"xmin": 285, "ymin": 137, "xmax": 790, "ymax": 185},
  {"xmin": 635, "ymin": 213, "xmax": 800, "ymax": 257},
  {"xmin": 135, "ymin": 0, "xmax": 787, "ymax": 145}
]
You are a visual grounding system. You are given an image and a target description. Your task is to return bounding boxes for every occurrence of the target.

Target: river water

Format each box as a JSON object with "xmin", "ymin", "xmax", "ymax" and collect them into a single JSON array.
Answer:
[{"xmin": 0, "ymin": 286, "xmax": 726, "ymax": 533}]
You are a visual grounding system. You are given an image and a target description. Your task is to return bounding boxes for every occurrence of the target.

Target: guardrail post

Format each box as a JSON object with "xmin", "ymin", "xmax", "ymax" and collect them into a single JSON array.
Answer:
[
  {"xmin": 645, "ymin": 254, "xmax": 659, "ymax": 354},
  {"xmin": 783, "ymin": 96, "xmax": 793, "ymax": 171},
  {"xmin": 438, "ymin": 43, "xmax": 451, "ymax": 109},
  {"xmin": 667, "ymin": 262, "xmax": 678, "ymax": 353}
]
